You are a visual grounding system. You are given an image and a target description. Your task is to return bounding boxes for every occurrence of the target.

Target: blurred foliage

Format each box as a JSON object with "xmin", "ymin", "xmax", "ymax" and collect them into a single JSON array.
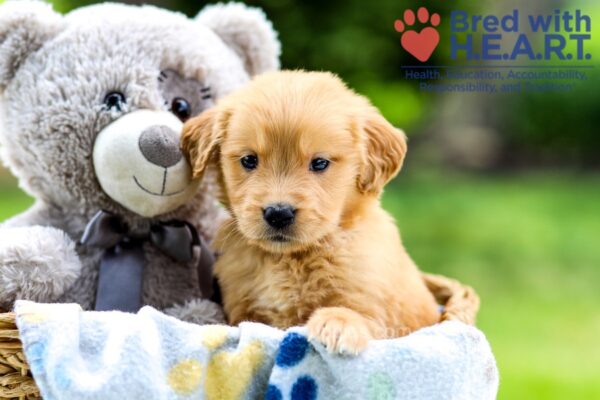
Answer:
[{"xmin": 498, "ymin": 1, "xmax": 600, "ymax": 167}]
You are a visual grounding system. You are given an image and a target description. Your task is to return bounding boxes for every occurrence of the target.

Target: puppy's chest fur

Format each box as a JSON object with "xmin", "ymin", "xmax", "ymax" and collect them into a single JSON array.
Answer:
[{"xmin": 215, "ymin": 231, "xmax": 352, "ymax": 328}]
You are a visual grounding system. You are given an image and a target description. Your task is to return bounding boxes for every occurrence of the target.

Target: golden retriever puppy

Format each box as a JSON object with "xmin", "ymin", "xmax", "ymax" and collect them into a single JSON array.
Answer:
[{"xmin": 181, "ymin": 70, "xmax": 440, "ymax": 354}]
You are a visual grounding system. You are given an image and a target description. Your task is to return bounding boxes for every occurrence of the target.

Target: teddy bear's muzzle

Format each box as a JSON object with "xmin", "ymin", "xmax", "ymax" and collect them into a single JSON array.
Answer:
[{"xmin": 92, "ymin": 110, "xmax": 201, "ymax": 218}]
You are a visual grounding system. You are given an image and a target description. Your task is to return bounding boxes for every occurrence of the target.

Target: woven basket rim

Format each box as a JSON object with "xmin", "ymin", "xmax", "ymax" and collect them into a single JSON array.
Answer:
[{"xmin": 423, "ymin": 272, "xmax": 480, "ymax": 325}]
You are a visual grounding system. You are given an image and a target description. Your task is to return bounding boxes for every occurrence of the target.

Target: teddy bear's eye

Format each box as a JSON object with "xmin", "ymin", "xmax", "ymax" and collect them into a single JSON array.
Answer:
[
  {"xmin": 103, "ymin": 92, "xmax": 126, "ymax": 112},
  {"xmin": 171, "ymin": 97, "xmax": 191, "ymax": 122}
]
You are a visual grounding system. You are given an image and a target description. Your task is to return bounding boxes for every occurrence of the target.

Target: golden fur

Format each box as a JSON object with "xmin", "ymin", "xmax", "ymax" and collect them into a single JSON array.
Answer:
[{"xmin": 182, "ymin": 70, "xmax": 439, "ymax": 354}]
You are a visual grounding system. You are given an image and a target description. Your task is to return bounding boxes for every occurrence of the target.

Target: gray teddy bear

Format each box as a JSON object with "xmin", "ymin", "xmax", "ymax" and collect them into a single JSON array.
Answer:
[{"xmin": 0, "ymin": 1, "xmax": 280, "ymax": 323}]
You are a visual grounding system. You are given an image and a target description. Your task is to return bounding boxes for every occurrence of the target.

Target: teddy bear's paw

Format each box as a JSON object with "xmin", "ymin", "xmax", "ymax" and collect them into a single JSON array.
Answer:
[
  {"xmin": 164, "ymin": 298, "xmax": 226, "ymax": 325},
  {"xmin": 307, "ymin": 307, "xmax": 374, "ymax": 356},
  {"xmin": 0, "ymin": 226, "xmax": 82, "ymax": 309}
]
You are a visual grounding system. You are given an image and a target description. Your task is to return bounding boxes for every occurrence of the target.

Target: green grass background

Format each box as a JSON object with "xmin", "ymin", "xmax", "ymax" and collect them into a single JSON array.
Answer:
[{"xmin": 1, "ymin": 171, "xmax": 599, "ymax": 399}]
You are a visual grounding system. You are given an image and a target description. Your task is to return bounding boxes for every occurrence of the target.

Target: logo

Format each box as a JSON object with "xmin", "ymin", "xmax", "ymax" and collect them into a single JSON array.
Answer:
[
  {"xmin": 448, "ymin": 10, "xmax": 591, "ymax": 61},
  {"xmin": 395, "ymin": 7, "xmax": 592, "ymax": 63},
  {"xmin": 397, "ymin": 7, "xmax": 593, "ymax": 95},
  {"xmin": 394, "ymin": 7, "xmax": 441, "ymax": 62}
]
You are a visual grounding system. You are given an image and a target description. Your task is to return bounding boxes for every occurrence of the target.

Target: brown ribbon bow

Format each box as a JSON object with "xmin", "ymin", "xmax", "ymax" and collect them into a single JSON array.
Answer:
[{"xmin": 81, "ymin": 210, "xmax": 214, "ymax": 313}]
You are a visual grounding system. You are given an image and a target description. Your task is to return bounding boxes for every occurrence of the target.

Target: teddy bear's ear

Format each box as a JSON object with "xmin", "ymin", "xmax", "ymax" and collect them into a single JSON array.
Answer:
[
  {"xmin": 196, "ymin": 2, "xmax": 280, "ymax": 76},
  {"xmin": 0, "ymin": 0, "xmax": 64, "ymax": 90}
]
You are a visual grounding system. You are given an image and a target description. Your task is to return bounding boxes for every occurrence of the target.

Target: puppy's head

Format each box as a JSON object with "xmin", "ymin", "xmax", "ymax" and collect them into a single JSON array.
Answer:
[{"xmin": 182, "ymin": 71, "xmax": 406, "ymax": 253}]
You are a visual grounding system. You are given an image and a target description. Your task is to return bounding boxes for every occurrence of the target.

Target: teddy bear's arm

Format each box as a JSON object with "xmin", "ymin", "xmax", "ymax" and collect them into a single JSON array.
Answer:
[
  {"xmin": 163, "ymin": 298, "xmax": 226, "ymax": 325},
  {"xmin": 0, "ymin": 206, "xmax": 82, "ymax": 310}
]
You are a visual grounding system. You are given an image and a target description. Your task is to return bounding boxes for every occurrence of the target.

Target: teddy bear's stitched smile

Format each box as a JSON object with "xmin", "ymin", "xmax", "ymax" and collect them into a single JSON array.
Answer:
[{"xmin": 133, "ymin": 174, "xmax": 187, "ymax": 197}]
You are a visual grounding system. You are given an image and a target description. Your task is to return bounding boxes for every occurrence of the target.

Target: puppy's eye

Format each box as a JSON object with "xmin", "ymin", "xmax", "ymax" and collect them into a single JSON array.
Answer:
[
  {"xmin": 171, "ymin": 97, "xmax": 191, "ymax": 122},
  {"xmin": 310, "ymin": 158, "xmax": 330, "ymax": 172},
  {"xmin": 241, "ymin": 155, "xmax": 258, "ymax": 170},
  {"xmin": 104, "ymin": 91, "xmax": 126, "ymax": 111}
]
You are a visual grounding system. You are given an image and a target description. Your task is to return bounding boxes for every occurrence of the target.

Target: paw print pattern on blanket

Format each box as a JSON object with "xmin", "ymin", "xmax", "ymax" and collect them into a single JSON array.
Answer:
[
  {"xmin": 275, "ymin": 332, "xmax": 310, "ymax": 367},
  {"xmin": 206, "ymin": 339, "xmax": 265, "ymax": 400},
  {"xmin": 367, "ymin": 372, "xmax": 396, "ymax": 400},
  {"xmin": 269, "ymin": 332, "xmax": 396, "ymax": 400},
  {"xmin": 167, "ymin": 359, "xmax": 203, "ymax": 395},
  {"xmin": 167, "ymin": 325, "xmax": 264, "ymax": 399},
  {"xmin": 266, "ymin": 375, "xmax": 318, "ymax": 400},
  {"xmin": 268, "ymin": 333, "xmax": 319, "ymax": 399},
  {"xmin": 14, "ymin": 302, "xmax": 499, "ymax": 400}
]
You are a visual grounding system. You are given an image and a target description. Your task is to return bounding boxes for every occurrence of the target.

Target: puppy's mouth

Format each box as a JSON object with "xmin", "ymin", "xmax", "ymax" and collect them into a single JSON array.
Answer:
[
  {"xmin": 269, "ymin": 234, "xmax": 291, "ymax": 243},
  {"xmin": 133, "ymin": 173, "xmax": 186, "ymax": 197}
]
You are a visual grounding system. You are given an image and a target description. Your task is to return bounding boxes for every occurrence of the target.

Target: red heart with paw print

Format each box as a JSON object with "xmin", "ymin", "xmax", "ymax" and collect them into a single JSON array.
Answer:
[{"xmin": 400, "ymin": 27, "xmax": 439, "ymax": 62}]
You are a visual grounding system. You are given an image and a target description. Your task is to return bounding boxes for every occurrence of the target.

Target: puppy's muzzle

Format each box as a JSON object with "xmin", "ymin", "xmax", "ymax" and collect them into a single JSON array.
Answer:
[{"xmin": 263, "ymin": 203, "xmax": 296, "ymax": 229}]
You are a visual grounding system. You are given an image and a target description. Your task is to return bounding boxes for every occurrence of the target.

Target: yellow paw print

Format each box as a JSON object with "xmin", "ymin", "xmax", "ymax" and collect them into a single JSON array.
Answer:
[{"xmin": 206, "ymin": 340, "xmax": 265, "ymax": 400}]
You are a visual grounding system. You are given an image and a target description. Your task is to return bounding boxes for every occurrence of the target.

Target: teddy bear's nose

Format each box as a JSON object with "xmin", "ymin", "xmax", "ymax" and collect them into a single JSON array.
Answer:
[{"xmin": 138, "ymin": 126, "xmax": 183, "ymax": 168}]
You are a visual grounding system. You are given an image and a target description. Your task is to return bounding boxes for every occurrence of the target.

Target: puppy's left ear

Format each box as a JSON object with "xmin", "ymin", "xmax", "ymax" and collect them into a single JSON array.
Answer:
[
  {"xmin": 181, "ymin": 108, "xmax": 227, "ymax": 179},
  {"xmin": 357, "ymin": 111, "xmax": 407, "ymax": 195}
]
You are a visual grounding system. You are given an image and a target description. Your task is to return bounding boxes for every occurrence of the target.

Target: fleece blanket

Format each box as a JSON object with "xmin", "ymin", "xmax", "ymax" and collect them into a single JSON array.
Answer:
[{"xmin": 15, "ymin": 300, "xmax": 498, "ymax": 400}]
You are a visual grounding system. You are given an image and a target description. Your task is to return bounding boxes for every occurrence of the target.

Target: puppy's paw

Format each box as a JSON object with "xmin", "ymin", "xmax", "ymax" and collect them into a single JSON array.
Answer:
[{"xmin": 307, "ymin": 307, "xmax": 373, "ymax": 355}]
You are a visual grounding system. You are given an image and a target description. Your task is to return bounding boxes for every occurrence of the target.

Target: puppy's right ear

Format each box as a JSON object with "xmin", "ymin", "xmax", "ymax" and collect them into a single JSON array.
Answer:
[
  {"xmin": 356, "ymin": 111, "xmax": 407, "ymax": 195},
  {"xmin": 0, "ymin": 1, "xmax": 64, "ymax": 90},
  {"xmin": 181, "ymin": 108, "xmax": 227, "ymax": 179}
]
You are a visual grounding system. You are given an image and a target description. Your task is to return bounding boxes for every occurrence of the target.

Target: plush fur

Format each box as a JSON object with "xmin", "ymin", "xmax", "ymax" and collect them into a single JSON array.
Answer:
[
  {"xmin": 0, "ymin": 1, "xmax": 280, "ymax": 321},
  {"xmin": 0, "ymin": 226, "xmax": 81, "ymax": 309},
  {"xmin": 163, "ymin": 298, "xmax": 225, "ymax": 325},
  {"xmin": 182, "ymin": 71, "xmax": 440, "ymax": 354}
]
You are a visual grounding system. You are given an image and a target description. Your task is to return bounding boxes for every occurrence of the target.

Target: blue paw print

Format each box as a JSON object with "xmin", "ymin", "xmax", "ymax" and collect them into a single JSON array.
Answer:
[
  {"xmin": 269, "ymin": 333, "xmax": 319, "ymax": 399},
  {"xmin": 266, "ymin": 384, "xmax": 283, "ymax": 400},
  {"xmin": 275, "ymin": 332, "xmax": 309, "ymax": 368},
  {"xmin": 266, "ymin": 376, "xmax": 318, "ymax": 400},
  {"xmin": 291, "ymin": 375, "xmax": 317, "ymax": 400}
]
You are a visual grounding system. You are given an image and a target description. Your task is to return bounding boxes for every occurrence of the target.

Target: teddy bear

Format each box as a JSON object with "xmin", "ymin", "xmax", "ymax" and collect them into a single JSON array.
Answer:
[{"xmin": 0, "ymin": 0, "xmax": 280, "ymax": 323}]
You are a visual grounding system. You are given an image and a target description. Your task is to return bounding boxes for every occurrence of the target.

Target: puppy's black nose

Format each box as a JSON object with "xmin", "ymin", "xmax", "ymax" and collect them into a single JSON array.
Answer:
[{"xmin": 263, "ymin": 203, "xmax": 296, "ymax": 229}]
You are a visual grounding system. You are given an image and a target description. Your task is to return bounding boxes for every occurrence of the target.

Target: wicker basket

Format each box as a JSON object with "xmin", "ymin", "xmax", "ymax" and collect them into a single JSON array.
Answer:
[
  {"xmin": 0, "ymin": 313, "xmax": 39, "ymax": 400},
  {"xmin": 0, "ymin": 273, "xmax": 479, "ymax": 400}
]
